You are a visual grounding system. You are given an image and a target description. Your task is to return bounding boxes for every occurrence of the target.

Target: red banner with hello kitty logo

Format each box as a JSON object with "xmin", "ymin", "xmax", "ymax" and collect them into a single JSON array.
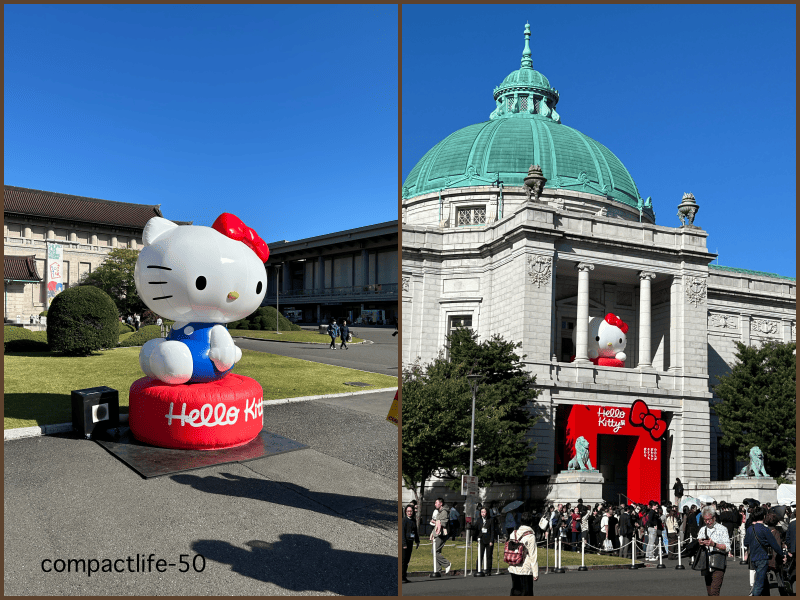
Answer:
[{"xmin": 564, "ymin": 400, "xmax": 665, "ymax": 504}]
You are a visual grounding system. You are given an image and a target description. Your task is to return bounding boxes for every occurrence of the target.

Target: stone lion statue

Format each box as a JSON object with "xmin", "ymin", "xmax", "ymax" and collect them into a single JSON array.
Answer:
[
  {"xmin": 568, "ymin": 436, "xmax": 594, "ymax": 471},
  {"xmin": 738, "ymin": 446, "xmax": 769, "ymax": 478}
]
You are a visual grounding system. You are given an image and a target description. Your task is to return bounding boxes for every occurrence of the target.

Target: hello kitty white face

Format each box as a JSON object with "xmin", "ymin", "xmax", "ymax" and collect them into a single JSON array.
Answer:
[
  {"xmin": 134, "ymin": 217, "xmax": 267, "ymax": 323},
  {"xmin": 596, "ymin": 319, "xmax": 627, "ymax": 357}
]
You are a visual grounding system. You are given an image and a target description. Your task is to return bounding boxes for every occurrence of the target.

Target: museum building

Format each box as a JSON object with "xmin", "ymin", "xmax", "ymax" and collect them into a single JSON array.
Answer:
[
  {"xmin": 3, "ymin": 185, "xmax": 185, "ymax": 322},
  {"xmin": 401, "ymin": 25, "xmax": 796, "ymax": 505}
]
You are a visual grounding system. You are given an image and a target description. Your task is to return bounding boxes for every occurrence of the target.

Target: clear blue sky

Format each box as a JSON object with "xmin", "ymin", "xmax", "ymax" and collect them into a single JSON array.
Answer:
[
  {"xmin": 403, "ymin": 5, "xmax": 796, "ymax": 278},
  {"xmin": 5, "ymin": 4, "xmax": 398, "ymax": 245}
]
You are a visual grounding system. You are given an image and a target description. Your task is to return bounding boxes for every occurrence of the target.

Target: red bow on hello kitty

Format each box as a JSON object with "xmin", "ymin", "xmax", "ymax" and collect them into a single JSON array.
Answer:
[
  {"xmin": 630, "ymin": 399, "xmax": 667, "ymax": 440},
  {"xmin": 212, "ymin": 213, "xmax": 270, "ymax": 263},
  {"xmin": 604, "ymin": 313, "xmax": 628, "ymax": 334}
]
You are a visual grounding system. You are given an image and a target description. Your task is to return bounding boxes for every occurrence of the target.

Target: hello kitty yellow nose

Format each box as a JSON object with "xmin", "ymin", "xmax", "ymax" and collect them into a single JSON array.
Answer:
[
  {"xmin": 227, "ymin": 291, "xmax": 239, "ymax": 301},
  {"xmin": 607, "ymin": 342, "xmax": 613, "ymax": 347}
]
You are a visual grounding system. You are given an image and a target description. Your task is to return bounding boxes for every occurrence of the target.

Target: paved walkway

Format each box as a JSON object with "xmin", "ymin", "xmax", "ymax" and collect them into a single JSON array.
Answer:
[{"xmin": 4, "ymin": 391, "xmax": 398, "ymax": 596}]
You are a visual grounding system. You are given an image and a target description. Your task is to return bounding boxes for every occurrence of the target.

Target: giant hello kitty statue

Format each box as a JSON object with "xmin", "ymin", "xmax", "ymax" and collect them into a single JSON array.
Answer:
[
  {"xmin": 128, "ymin": 213, "xmax": 270, "ymax": 450},
  {"xmin": 572, "ymin": 313, "xmax": 628, "ymax": 367}
]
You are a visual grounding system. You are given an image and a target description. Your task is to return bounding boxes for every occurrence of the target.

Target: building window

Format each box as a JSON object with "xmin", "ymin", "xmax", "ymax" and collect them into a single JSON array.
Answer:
[
  {"xmin": 457, "ymin": 207, "xmax": 487, "ymax": 227},
  {"xmin": 507, "ymin": 97, "xmax": 514, "ymax": 111},
  {"xmin": 520, "ymin": 95, "xmax": 528, "ymax": 111},
  {"xmin": 446, "ymin": 314, "xmax": 473, "ymax": 359},
  {"xmin": 533, "ymin": 97, "xmax": 540, "ymax": 114}
]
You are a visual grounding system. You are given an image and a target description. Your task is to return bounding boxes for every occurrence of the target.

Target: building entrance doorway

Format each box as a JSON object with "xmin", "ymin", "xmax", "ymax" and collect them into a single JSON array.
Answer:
[{"xmin": 598, "ymin": 434, "xmax": 636, "ymax": 504}]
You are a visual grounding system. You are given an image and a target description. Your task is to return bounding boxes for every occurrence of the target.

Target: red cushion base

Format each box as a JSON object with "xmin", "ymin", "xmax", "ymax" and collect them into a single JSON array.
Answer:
[
  {"xmin": 595, "ymin": 357, "xmax": 625, "ymax": 367},
  {"xmin": 129, "ymin": 374, "xmax": 263, "ymax": 450}
]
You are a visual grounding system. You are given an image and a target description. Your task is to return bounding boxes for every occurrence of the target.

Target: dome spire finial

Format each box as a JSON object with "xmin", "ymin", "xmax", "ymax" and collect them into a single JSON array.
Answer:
[{"xmin": 521, "ymin": 22, "xmax": 532, "ymax": 69}]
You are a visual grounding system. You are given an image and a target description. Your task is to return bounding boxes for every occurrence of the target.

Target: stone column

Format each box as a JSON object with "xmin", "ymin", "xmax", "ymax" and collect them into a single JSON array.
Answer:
[
  {"xmin": 669, "ymin": 275, "xmax": 682, "ymax": 373},
  {"xmin": 740, "ymin": 314, "xmax": 751, "ymax": 346},
  {"xmin": 638, "ymin": 271, "xmax": 656, "ymax": 369},
  {"xmin": 574, "ymin": 262, "xmax": 594, "ymax": 363}
]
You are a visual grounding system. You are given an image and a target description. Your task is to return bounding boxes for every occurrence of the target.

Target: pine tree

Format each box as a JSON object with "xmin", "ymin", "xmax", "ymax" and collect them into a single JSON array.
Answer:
[
  {"xmin": 712, "ymin": 340, "xmax": 796, "ymax": 477},
  {"xmin": 402, "ymin": 328, "xmax": 540, "ymax": 529}
]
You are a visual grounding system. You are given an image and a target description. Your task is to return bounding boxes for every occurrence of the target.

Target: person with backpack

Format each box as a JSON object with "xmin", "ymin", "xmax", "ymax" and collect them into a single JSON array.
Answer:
[
  {"xmin": 327, "ymin": 320, "xmax": 338, "ymax": 349},
  {"xmin": 744, "ymin": 505, "xmax": 783, "ymax": 596},
  {"xmin": 506, "ymin": 511, "xmax": 538, "ymax": 596},
  {"xmin": 673, "ymin": 478, "xmax": 684, "ymax": 506}
]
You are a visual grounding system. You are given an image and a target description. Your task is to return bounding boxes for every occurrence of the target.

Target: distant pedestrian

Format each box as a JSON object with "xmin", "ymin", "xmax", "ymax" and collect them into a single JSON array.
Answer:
[
  {"xmin": 327, "ymin": 320, "xmax": 337, "ymax": 349},
  {"xmin": 339, "ymin": 320, "xmax": 349, "ymax": 350},
  {"xmin": 429, "ymin": 498, "xmax": 451, "ymax": 577},
  {"xmin": 402, "ymin": 504, "xmax": 418, "ymax": 584},
  {"xmin": 475, "ymin": 507, "xmax": 496, "ymax": 576},
  {"xmin": 134, "ymin": 313, "xmax": 141, "ymax": 331},
  {"xmin": 30, "ymin": 315, "xmax": 34, "ymax": 324},
  {"xmin": 508, "ymin": 512, "xmax": 539, "ymax": 596},
  {"xmin": 449, "ymin": 503, "xmax": 460, "ymax": 540},
  {"xmin": 673, "ymin": 477, "xmax": 684, "ymax": 506},
  {"xmin": 156, "ymin": 317, "xmax": 164, "ymax": 337}
]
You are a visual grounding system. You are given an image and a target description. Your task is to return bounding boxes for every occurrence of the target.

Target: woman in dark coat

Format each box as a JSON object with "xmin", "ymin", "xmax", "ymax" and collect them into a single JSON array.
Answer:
[
  {"xmin": 402, "ymin": 504, "xmax": 419, "ymax": 584},
  {"xmin": 475, "ymin": 507, "xmax": 496, "ymax": 576}
]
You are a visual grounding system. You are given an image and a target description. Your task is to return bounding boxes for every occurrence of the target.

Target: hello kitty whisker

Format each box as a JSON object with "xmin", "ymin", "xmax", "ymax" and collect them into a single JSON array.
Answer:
[
  {"xmin": 152, "ymin": 295, "xmax": 173, "ymax": 300},
  {"xmin": 148, "ymin": 281, "xmax": 168, "ymax": 285},
  {"xmin": 147, "ymin": 265, "xmax": 172, "ymax": 270}
]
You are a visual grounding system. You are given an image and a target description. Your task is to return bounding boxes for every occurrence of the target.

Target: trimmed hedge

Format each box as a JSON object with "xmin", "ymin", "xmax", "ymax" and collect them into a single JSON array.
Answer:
[
  {"xmin": 47, "ymin": 286, "xmax": 120, "ymax": 355},
  {"xmin": 3, "ymin": 326, "xmax": 49, "ymax": 352},
  {"xmin": 117, "ymin": 325, "xmax": 164, "ymax": 347},
  {"xmin": 229, "ymin": 306, "xmax": 302, "ymax": 332},
  {"xmin": 119, "ymin": 322, "xmax": 135, "ymax": 334}
]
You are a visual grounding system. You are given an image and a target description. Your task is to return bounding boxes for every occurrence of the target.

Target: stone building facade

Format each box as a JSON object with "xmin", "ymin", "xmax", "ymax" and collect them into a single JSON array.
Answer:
[
  {"xmin": 3, "ymin": 185, "xmax": 183, "ymax": 322},
  {"xmin": 401, "ymin": 26, "xmax": 795, "ymax": 504},
  {"xmin": 264, "ymin": 221, "xmax": 398, "ymax": 325}
]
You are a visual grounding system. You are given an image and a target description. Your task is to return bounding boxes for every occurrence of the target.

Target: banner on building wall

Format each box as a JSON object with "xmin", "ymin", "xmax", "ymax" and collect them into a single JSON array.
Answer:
[
  {"xmin": 565, "ymin": 400, "xmax": 666, "ymax": 505},
  {"xmin": 46, "ymin": 243, "xmax": 64, "ymax": 306}
]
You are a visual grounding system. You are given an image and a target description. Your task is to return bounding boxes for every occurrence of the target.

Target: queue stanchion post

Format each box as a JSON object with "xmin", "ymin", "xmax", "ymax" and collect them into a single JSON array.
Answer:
[
  {"xmin": 545, "ymin": 531, "xmax": 549, "ymax": 574},
  {"xmin": 630, "ymin": 537, "xmax": 637, "ymax": 569},
  {"xmin": 432, "ymin": 534, "xmax": 437, "ymax": 575},
  {"xmin": 495, "ymin": 534, "xmax": 503, "ymax": 575},
  {"xmin": 578, "ymin": 538, "xmax": 588, "ymax": 571},
  {"xmin": 657, "ymin": 537, "xmax": 666, "ymax": 568},
  {"xmin": 474, "ymin": 538, "xmax": 481, "ymax": 577},
  {"xmin": 676, "ymin": 533, "xmax": 685, "ymax": 569},
  {"xmin": 554, "ymin": 535, "xmax": 565, "ymax": 573}
]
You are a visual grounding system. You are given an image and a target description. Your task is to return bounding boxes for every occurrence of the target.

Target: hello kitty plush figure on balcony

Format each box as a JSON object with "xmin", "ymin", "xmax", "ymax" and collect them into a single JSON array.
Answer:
[
  {"xmin": 572, "ymin": 313, "xmax": 628, "ymax": 367},
  {"xmin": 134, "ymin": 213, "xmax": 269, "ymax": 384}
]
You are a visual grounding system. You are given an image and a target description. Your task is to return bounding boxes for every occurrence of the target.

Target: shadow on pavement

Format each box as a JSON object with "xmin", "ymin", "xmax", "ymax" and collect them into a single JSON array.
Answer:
[
  {"xmin": 4, "ymin": 392, "xmax": 72, "ymax": 424},
  {"xmin": 191, "ymin": 536, "xmax": 397, "ymax": 595},
  {"xmin": 170, "ymin": 471, "xmax": 395, "ymax": 528}
]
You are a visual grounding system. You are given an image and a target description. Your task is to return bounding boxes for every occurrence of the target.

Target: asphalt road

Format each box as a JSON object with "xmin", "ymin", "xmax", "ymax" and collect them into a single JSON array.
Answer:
[
  {"xmin": 4, "ymin": 392, "xmax": 399, "ymax": 596},
  {"xmin": 402, "ymin": 559, "xmax": 778, "ymax": 596},
  {"xmin": 233, "ymin": 326, "xmax": 399, "ymax": 378}
]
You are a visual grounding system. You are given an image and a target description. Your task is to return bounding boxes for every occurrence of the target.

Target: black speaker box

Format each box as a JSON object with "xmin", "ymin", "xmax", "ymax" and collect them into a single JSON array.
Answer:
[{"xmin": 71, "ymin": 386, "xmax": 119, "ymax": 438}]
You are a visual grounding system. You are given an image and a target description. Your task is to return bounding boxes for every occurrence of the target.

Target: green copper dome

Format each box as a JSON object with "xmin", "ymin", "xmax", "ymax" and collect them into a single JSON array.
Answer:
[{"xmin": 403, "ymin": 23, "xmax": 653, "ymax": 220}]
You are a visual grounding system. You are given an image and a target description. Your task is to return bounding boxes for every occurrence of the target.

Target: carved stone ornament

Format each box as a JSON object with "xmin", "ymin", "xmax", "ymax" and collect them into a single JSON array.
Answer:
[
  {"xmin": 751, "ymin": 318, "xmax": 778, "ymax": 335},
  {"xmin": 677, "ymin": 192, "xmax": 699, "ymax": 228},
  {"xmin": 708, "ymin": 313, "xmax": 738, "ymax": 329},
  {"xmin": 685, "ymin": 276, "xmax": 707, "ymax": 307},
  {"xmin": 401, "ymin": 276, "xmax": 410, "ymax": 293},
  {"xmin": 524, "ymin": 164, "xmax": 547, "ymax": 202},
  {"xmin": 527, "ymin": 255, "xmax": 552, "ymax": 288},
  {"xmin": 793, "ymin": 323, "xmax": 796, "ymax": 339}
]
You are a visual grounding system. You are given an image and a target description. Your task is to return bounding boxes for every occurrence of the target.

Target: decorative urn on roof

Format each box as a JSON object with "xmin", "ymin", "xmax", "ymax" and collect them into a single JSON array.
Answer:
[
  {"xmin": 524, "ymin": 165, "xmax": 547, "ymax": 202},
  {"xmin": 677, "ymin": 192, "xmax": 699, "ymax": 228}
]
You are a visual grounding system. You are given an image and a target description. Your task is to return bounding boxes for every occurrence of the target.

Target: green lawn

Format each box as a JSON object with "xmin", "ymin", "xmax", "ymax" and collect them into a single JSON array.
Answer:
[
  {"xmin": 4, "ymin": 347, "xmax": 397, "ymax": 429},
  {"xmin": 228, "ymin": 328, "xmax": 364, "ymax": 343},
  {"xmin": 407, "ymin": 539, "xmax": 631, "ymax": 572}
]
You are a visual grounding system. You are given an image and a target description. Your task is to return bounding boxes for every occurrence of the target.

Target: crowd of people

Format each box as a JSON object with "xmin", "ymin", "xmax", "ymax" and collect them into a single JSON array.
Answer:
[{"xmin": 401, "ymin": 493, "xmax": 796, "ymax": 596}]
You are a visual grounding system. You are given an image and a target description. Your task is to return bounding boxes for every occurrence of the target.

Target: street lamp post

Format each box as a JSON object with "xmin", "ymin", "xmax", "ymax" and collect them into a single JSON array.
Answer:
[
  {"xmin": 465, "ymin": 372, "xmax": 484, "ymax": 577},
  {"xmin": 276, "ymin": 264, "xmax": 281, "ymax": 334}
]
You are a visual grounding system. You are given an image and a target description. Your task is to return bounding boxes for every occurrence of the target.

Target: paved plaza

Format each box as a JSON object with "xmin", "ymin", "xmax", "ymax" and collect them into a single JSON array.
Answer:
[{"xmin": 4, "ymin": 331, "xmax": 399, "ymax": 596}]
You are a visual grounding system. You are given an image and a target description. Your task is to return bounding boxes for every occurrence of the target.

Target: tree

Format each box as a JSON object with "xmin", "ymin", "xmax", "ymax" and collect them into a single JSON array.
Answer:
[
  {"xmin": 713, "ymin": 340, "xmax": 796, "ymax": 477},
  {"xmin": 47, "ymin": 285, "xmax": 119, "ymax": 355},
  {"xmin": 80, "ymin": 248, "xmax": 145, "ymax": 317},
  {"xmin": 401, "ymin": 328, "xmax": 540, "ymax": 530}
]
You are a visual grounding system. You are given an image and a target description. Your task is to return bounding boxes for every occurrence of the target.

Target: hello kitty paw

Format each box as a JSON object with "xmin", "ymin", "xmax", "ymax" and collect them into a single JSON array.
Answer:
[
  {"xmin": 209, "ymin": 325, "xmax": 237, "ymax": 372},
  {"xmin": 141, "ymin": 339, "xmax": 193, "ymax": 384},
  {"xmin": 615, "ymin": 352, "xmax": 626, "ymax": 362}
]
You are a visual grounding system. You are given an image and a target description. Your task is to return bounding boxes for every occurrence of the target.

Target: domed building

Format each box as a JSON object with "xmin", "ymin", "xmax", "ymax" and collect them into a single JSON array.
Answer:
[{"xmin": 402, "ymin": 24, "xmax": 795, "ymax": 505}]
